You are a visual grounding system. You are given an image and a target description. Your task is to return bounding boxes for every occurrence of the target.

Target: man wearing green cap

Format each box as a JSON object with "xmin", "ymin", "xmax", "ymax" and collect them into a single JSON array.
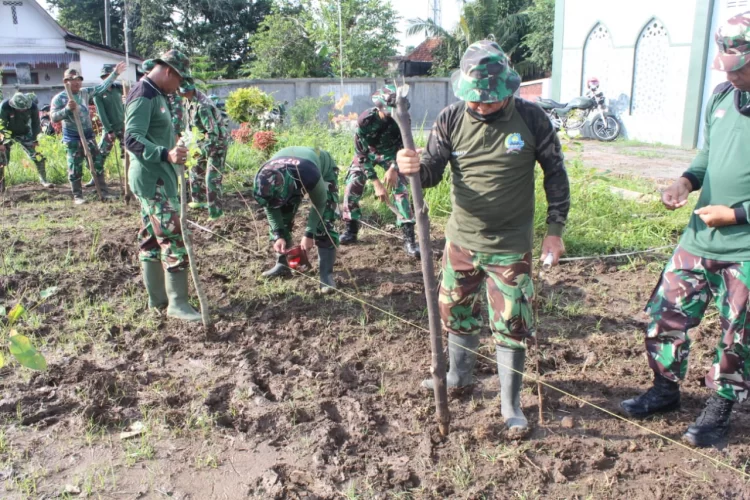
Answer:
[
  {"xmin": 621, "ymin": 12, "xmax": 750, "ymax": 448},
  {"xmin": 179, "ymin": 81, "xmax": 229, "ymax": 220},
  {"xmin": 340, "ymin": 84, "xmax": 420, "ymax": 259},
  {"xmin": 125, "ymin": 49, "xmax": 201, "ymax": 323},
  {"xmin": 88, "ymin": 64, "xmax": 126, "ymax": 188},
  {"xmin": 0, "ymin": 92, "xmax": 52, "ymax": 191},
  {"xmin": 50, "ymin": 62, "xmax": 125, "ymax": 203},
  {"xmin": 397, "ymin": 40, "xmax": 570, "ymax": 436},
  {"xmin": 253, "ymin": 146, "xmax": 339, "ymax": 293}
]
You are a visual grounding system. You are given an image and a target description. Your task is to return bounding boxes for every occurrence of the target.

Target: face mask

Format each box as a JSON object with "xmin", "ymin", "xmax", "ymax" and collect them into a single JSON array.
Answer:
[
  {"xmin": 736, "ymin": 90, "xmax": 750, "ymax": 116},
  {"xmin": 466, "ymin": 105, "xmax": 506, "ymax": 123}
]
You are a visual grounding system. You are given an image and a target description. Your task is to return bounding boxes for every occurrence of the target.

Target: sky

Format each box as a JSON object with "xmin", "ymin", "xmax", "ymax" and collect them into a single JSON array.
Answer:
[{"xmin": 36, "ymin": 0, "xmax": 460, "ymax": 55}]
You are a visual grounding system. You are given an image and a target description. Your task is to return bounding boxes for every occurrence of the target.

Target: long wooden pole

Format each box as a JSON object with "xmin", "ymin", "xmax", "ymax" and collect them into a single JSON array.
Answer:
[
  {"xmin": 392, "ymin": 83, "xmax": 450, "ymax": 436},
  {"xmin": 123, "ymin": 0, "xmax": 133, "ymax": 205},
  {"xmin": 123, "ymin": 81, "xmax": 133, "ymax": 204},
  {"xmin": 64, "ymin": 82, "xmax": 104, "ymax": 201}
]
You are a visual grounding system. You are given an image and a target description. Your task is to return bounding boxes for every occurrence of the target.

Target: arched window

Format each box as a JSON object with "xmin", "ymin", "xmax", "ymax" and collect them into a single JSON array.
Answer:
[
  {"xmin": 581, "ymin": 23, "xmax": 613, "ymax": 95},
  {"xmin": 631, "ymin": 19, "xmax": 670, "ymax": 116}
]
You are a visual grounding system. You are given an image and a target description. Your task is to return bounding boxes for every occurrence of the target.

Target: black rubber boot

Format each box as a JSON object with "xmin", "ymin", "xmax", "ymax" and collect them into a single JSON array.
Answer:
[
  {"xmin": 318, "ymin": 246, "xmax": 336, "ymax": 294},
  {"xmin": 71, "ymin": 179, "xmax": 86, "ymax": 205},
  {"xmin": 262, "ymin": 254, "xmax": 292, "ymax": 279},
  {"xmin": 421, "ymin": 334, "xmax": 479, "ymax": 390},
  {"xmin": 84, "ymin": 177, "xmax": 96, "ymax": 188},
  {"xmin": 340, "ymin": 220, "xmax": 359, "ymax": 245},
  {"xmin": 683, "ymin": 394, "xmax": 734, "ymax": 448},
  {"xmin": 96, "ymin": 173, "xmax": 116, "ymax": 200},
  {"xmin": 620, "ymin": 373, "xmax": 680, "ymax": 419},
  {"xmin": 37, "ymin": 162, "xmax": 53, "ymax": 188},
  {"xmin": 401, "ymin": 223, "xmax": 421, "ymax": 259},
  {"xmin": 497, "ymin": 345, "xmax": 528, "ymax": 434}
]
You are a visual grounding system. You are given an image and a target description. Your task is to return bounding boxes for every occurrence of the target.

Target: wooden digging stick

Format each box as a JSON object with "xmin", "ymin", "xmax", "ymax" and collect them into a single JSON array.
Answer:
[
  {"xmin": 123, "ymin": 81, "xmax": 133, "ymax": 204},
  {"xmin": 175, "ymin": 147, "xmax": 211, "ymax": 329},
  {"xmin": 64, "ymin": 82, "xmax": 104, "ymax": 201},
  {"xmin": 536, "ymin": 253, "xmax": 554, "ymax": 425},
  {"xmin": 392, "ymin": 82, "xmax": 450, "ymax": 437}
]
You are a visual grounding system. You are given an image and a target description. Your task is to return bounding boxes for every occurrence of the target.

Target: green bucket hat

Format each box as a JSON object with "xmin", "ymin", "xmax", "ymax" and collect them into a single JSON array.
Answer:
[
  {"xmin": 153, "ymin": 49, "xmax": 192, "ymax": 80},
  {"xmin": 371, "ymin": 84, "xmax": 397, "ymax": 113},
  {"xmin": 9, "ymin": 92, "xmax": 32, "ymax": 111},
  {"xmin": 451, "ymin": 40, "xmax": 521, "ymax": 103},
  {"xmin": 100, "ymin": 63, "xmax": 116, "ymax": 77},
  {"xmin": 63, "ymin": 68, "xmax": 84, "ymax": 81},
  {"xmin": 179, "ymin": 79, "xmax": 196, "ymax": 93},
  {"xmin": 141, "ymin": 59, "xmax": 156, "ymax": 73},
  {"xmin": 712, "ymin": 11, "xmax": 750, "ymax": 72}
]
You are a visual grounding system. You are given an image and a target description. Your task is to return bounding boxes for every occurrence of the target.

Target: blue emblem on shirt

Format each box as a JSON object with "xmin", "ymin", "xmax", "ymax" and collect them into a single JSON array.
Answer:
[{"xmin": 505, "ymin": 133, "xmax": 524, "ymax": 154}]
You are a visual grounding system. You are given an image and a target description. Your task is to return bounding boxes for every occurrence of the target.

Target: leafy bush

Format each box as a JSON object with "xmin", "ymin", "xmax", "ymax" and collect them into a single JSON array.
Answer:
[
  {"xmin": 252, "ymin": 130, "xmax": 277, "ymax": 154},
  {"xmin": 225, "ymin": 87, "xmax": 275, "ymax": 126},
  {"xmin": 288, "ymin": 95, "xmax": 333, "ymax": 127},
  {"xmin": 231, "ymin": 123, "xmax": 254, "ymax": 144}
]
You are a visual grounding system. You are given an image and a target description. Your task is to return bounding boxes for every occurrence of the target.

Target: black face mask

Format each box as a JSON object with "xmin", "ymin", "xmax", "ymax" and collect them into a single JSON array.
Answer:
[
  {"xmin": 735, "ymin": 89, "xmax": 750, "ymax": 117},
  {"xmin": 466, "ymin": 104, "xmax": 507, "ymax": 123}
]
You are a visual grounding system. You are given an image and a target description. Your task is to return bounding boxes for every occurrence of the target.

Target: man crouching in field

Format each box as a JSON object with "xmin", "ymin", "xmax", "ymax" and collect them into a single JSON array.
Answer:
[
  {"xmin": 396, "ymin": 40, "xmax": 570, "ymax": 435},
  {"xmin": 620, "ymin": 12, "xmax": 750, "ymax": 448},
  {"xmin": 125, "ymin": 49, "xmax": 201, "ymax": 322}
]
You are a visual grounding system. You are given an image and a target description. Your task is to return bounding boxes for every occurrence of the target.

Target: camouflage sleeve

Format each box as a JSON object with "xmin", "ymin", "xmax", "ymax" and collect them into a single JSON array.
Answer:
[
  {"xmin": 87, "ymin": 71, "xmax": 119, "ymax": 98},
  {"xmin": 50, "ymin": 93, "xmax": 70, "ymax": 124},
  {"xmin": 517, "ymin": 99, "xmax": 570, "ymax": 236},
  {"xmin": 197, "ymin": 103, "xmax": 220, "ymax": 148},
  {"xmin": 419, "ymin": 104, "xmax": 457, "ymax": 189},
  {"xmin": 355, "ymin": 109, "xmax": 379, "ymax": 180}
]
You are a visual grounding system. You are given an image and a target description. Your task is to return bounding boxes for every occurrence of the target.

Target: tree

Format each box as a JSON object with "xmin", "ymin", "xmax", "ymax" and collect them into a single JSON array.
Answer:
[
  {"xmin": 246, "ymin": 12, "xmax": 329, "ymax": 78},
  {"xmin": 523, "ymin": 0, "xmax": 555, "ymax": 74},
  {"xmin": 305, "ymin": 0, "xmax": 400, "ymax": 78},
  {"xmin": 48, "ymin": 0, "xmax": 125, "ymax": 48}
]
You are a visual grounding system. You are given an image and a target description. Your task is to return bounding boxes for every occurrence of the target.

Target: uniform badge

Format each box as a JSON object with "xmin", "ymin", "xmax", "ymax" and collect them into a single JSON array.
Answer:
[
  {"xmin": 160, "ymin": 107, "xmax": 166, "ymax": 113},
  {"xmin": 505, "ymin": 133, "xmax": 525, "ymax": 154},
  {"xmin": 715, "ymin": 109, "xmax": 725, "ymax": 119}
]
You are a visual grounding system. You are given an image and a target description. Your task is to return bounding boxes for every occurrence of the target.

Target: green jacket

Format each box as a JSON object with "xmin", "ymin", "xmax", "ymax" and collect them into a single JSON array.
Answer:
[
  {"xmin": 125, "ymin": 77, "xmax": 177, "ymax": 198},
  {"xmin": 93, "ymin": 83, "xmax": 125, "ymax": 134},
  {"xmin": 0, "ymin": 100, "xmax": 40, "ymax": 142},
  {"xmin": 680, "ymin": 82, "xmax": 750, "ymax": 261}
]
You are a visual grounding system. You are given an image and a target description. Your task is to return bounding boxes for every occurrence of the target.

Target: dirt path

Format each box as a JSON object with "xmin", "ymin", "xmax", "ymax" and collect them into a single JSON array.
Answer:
[
  {"xmin": 0, "ymin": 183, "xmax": 748, "ymax": 499},
  {"xmin": 582, "ymin": 141, "xmax": 697, "ymax": 183}
]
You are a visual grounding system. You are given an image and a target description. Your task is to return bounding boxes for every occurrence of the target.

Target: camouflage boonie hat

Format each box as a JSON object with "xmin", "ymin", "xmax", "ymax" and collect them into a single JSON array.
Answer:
[
  {"xmin": 100, "ymin": 64, "xmax": 116, "ymax": 77},
  {"xmin": 63, "ymin": 68, "xmax": 84, "ymax": 81},
  {"xmin": 9, "ymin": 92, "xmax": 32, "ymax": 111},
  {"xmin": 451, "ymin": 40, "xmax": 521, "ymax": 103},
  {"xmin": 141, "ymin": 59, "xmax": 156, "ymax": 73},
  {"xmin": 25, "ymin": 93, "xmax": 38, "ymax": 104},
  {"xmin": 153, "ymin": 49, "xmax": 192, "ymax": 80},
  {"xmin": 371, "ymin": 84, "xmax": 397, "ymax": 112},
  {"xmin": 253, "ymin": 166, "xmax": 293, "ymax": 209},
  {"xmin": 179, "ymin": 79, "xmax": 196, "ymax": 93},
  {"xmin": 713, "ymin": 11, "xmax": 750, "ymax": 71}
]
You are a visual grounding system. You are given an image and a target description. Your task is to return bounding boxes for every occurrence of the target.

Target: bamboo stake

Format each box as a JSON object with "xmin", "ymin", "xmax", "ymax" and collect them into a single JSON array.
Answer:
[
  {"xmin": 392, "ymin": 82, "xmax": 450, "ymax": 437},
  {"xmin": 122, "ymin": 81, "xmax": 133, "ymax": 204},
  {"xmin": 64, "ymin": 82, "xmax": 104, "ymax": 201},
  {"xmin": 536, "ymin": 253, "xmax": 553, "ymax": 425}
]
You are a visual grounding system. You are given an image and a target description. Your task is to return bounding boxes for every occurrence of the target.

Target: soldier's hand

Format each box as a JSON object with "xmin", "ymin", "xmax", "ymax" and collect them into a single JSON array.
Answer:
[
  {"xmin": 396, "ymin": 148, "xmax": 422, "ymax": 176},
  {"xmin": 273, "ymin": 238, "xmax": 287, "ymax": 254},
  {"xmin": 372, "ymin": 179, "xmax": 388, "ymax": 203},
  {"xmin": 168, "ymin": 146, "xmax": 189, "ymax": 165},
  {"xmin": 695, "ymin": 205, "xmax": 737, "ymax": 227},
  {"xmin": 661, "ymin": 177, "xmax": 692, "ymax": 210},
  {"xmin": 115, "ymin": 61, "xmax": 127, "ymax": 75},
  {"xmin": 66, "ymin": 99, "xmax": 77, "ymax": 111},
  {"xmin": 383, "ymin": 165, "xmax": 399, "ymax": 190},
  {"xmin": 300, "ymin": 236, "xmax": 314, "ymax": 252},
  {"xmin": 540, "ymin": 235, "xmax": 565, "ymax": 267}
]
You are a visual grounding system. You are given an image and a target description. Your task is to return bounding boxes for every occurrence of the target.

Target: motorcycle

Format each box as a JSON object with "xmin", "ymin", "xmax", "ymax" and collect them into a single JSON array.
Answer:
[
  {"xmin": 39, "ymin": 105, "xmax": 56, "ymax": 136},
  {"xmin": 536, "ymin": 85, "xmax": 620, "ymax": 142}
]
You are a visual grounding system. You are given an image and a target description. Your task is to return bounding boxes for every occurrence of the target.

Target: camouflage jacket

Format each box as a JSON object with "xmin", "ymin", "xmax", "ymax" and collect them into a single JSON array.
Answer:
[
  {"xmin": 186, "ymin": 90, "xmax": 227, "ymax": 153},
  {"xmin": 0, "ymin": 99, "xmax": 40, "ymax": 142},
  {"xmin": 353, "ymin": 107, "xmax": 403, "ymax": 180},
  {"xmin": 168, "ymin": 94, "xmax": 184, "ymax": 139},
  {"xmin": 50, "ymin": 72, "xmax": 119, "ymax": 142}
]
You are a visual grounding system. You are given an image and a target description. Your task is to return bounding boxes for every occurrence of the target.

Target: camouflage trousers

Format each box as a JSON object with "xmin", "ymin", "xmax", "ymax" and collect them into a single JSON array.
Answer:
[
  {"xmin": 439, "ymin": 240, "xmax": 534, "ymax": 349},
  {"xmin": 645, "ymin": 246, "xmax": 750, "ymax": 403},
  {"xmin": 0, "ymin": 140, "xmax": 48, "ymax": 189},
  {"xmin": 98, "ymin": 130, "xmax": 124, "ymax": 160},
  {"xmin": 66, "ymin": 138, "xmax": 105, "ymax": 182},
  {"xmin": 272, "ymin": 171, "xmax": 340, "ymax": 249},
  {"xmin": 342, "ymin": 162, "xmax": 414, "ymax": 226},
  {"xmin": 136, "ymin": 180, "xmax": 189, "ymax": 272},
  {"xmin": 190, "ymin": 145, "xmax": 226, "ymax": 218}
]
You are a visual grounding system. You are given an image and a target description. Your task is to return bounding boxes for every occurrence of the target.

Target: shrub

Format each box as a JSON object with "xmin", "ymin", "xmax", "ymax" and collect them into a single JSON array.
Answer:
[
  {"xmin": 288, "ymin": 95, "xmax": 333, "ymax": 127},
  {"xmin": 225, "ymin": 87, "xmax": 275, "ymax": 126},
  {"xmin": 231, "ymin": 122, "xmax": 254, "ymax": 144},
  {"xmin": 252, "ymin": 130, "xmax": 277, "ymax": 153}
]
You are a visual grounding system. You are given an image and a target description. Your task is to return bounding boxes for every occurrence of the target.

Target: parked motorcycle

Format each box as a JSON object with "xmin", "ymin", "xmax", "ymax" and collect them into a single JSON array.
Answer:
[
  {"xmin": 39, "ymin": 105, "xmax": 56, "ymax": 136},
  {"xmin": 536, "ymin": 78, "xmax": 620, "ymax": 142}
]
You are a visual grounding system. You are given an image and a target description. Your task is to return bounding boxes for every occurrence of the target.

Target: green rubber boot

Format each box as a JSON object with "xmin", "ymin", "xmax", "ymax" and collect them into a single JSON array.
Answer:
[
  {"xmin": 262, "ymin": 254, "xmax": 292, "ymax": 279},
  {"xmin": 165, "ymin": 269, "xmax": 202, "ymax": 322},
  {"xmin": 497, "ymin": 345, "xmax": 528, "ymax": 435},
  {"xmin": 421, "ymin": 334, "xmax": 479, "ymax": 390},
  {"xmin": 96, "ymin": 173, "xmax": 116, "ymax": 200},
  {"xmin": 318, "ymin": 246, "xmax": 336, "ymax": 294},
  {"xmin": 141, "ymin": 261, "xmax": 168, "ymax": 310}
]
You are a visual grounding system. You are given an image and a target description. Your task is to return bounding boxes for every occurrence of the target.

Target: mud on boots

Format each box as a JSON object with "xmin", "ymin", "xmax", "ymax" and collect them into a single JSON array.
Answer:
[
  {"xmin": 497, "ymin": 345, "xmax": 529, "ymax": 436},
  {"xmin": 422, "ymin": 334, "xmax": 479, "ymax": 391},
  {"xmin": 401, "ymin": 222, "xmax": 420, "ymax": 259},
  {"xmin": 620, "ymin": 373, "xmax": 680, "ymax": 419}
]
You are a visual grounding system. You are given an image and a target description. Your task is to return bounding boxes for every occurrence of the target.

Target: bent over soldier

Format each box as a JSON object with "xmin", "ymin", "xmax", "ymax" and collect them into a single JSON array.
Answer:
[
  {"xmin": 253, "ymin": 146, "xmax": 339, "ymax": 294},
  {"xmin": 397, "ymin": 41, "xmax": 570, "ymax": 436},
  {"xmin": 341, "ymin": 85, "xmax": 420, "ymax": 258},
  {"xmin": 88, "ymin": 64, "xmax": 125, "ymax": 189},
  {"xmin": 179, "ymin": 81, "xmax": 228, "ymax": 220},
  {"xmin": 50, "ymin": 63, "xmax": 124, "ymax": 203},
  {"xmin": 125, "ymin": 49, "xmax": 201, "ymax": 323},
  {"xmin": 621, "ymin": 12, "xmax": 750, "ymax": 448},
  {"xmin": 0, "ymin": 92, "xmax": 52, "ymax": 191}
]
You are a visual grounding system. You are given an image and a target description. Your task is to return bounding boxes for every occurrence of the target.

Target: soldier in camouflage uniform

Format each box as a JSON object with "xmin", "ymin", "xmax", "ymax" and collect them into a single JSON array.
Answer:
[
  {"xmin": 0, "ymin": 92, "xmax": 53, "ymax": 191},
  {"xmin": 179, "ymin": 81, "xmax": 229, "ymax": 220},
  {"xmin": 50, "ymin": 63, "xmax": 125, "ymax": 203},
  {"xmin": 340, "ymin": 84, "xmax": 420, "ymax": 259},
  {"xmin": 125, "ymin": 49, "xmax": 201, "ymax": 323},
  {"xmin": 397, "ymin": 41, "xmax": 570, "ymax": 436},
  {"xmin": 253, "ymin": 146, "xmax": 339, "ymax": 294},
  {"xmin": 621, "ymin": 12, "xmax": 750, "ymax": 448},
  {"xmin": 88, "ymin": 64, "xmax": 126, "ymax": 189}
]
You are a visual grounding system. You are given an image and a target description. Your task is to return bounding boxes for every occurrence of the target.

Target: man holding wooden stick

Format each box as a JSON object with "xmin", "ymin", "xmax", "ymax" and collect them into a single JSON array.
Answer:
[
  {"xmin": 396, "ymin": 41, "xmax": 570, "ymax": 436},
  {"xmin": 50, "ymin": 64, "xmax": 125, "ymax": 204},
  {"xmin": 88, "ymin": 64, "xmax": 126, "ymax": 189},
  {"xmin": 124, "ymin": 49, "xmax": 201, "ymax": 323}
]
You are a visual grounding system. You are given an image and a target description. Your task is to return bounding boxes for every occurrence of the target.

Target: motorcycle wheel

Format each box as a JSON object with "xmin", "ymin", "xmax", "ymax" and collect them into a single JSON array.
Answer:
[{"xmin": 592, "ymin": 116, "xmax": 620, "ymax": 142}]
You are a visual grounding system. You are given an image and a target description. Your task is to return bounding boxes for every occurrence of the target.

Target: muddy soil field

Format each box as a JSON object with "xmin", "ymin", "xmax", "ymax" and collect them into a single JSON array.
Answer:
[{"xmin": 1, "ymin": 182, "xmax": 749, "ymax": 499}]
